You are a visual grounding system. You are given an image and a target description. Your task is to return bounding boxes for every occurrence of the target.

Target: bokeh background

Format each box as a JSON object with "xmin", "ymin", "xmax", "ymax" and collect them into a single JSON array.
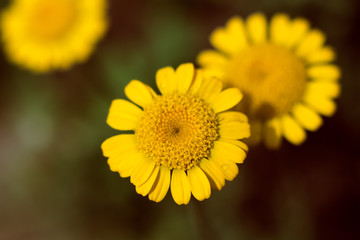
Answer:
[{"xmin": 0, "ymin": 0, "xmax": 359, "ymax": 239}]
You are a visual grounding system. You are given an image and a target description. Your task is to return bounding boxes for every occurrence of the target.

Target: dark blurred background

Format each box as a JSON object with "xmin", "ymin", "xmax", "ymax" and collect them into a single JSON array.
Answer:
[{"xmin": 0, "ymin": 0, "xmax": 359, "ymax": 239}]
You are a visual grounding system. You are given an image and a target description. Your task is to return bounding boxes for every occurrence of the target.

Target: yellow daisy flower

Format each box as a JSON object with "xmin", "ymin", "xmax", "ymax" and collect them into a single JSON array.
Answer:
[
  {"xmin": 197, "ymin": 13, "xmax": 341, "ymax": 149},
  {"xmin": 0, "ymin": 0, "xmax": 108, "ymax": 73},
  {"xmin": 101, "ymin": 63, "xmax": 250, "ymax": 205}
]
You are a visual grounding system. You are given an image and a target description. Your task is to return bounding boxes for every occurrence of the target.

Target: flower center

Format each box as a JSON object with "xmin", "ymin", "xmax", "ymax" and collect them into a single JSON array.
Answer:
[
  {"xmin": 226, "ymin": 43, "xmax": 306, "ymax": 119},
  {"xmin": 28, "ymin": 0, "xmax": 77, "ymax": 40},
  {"xmin": 136, "ymin": 94, "xmax": 219, "ymax": 170}
]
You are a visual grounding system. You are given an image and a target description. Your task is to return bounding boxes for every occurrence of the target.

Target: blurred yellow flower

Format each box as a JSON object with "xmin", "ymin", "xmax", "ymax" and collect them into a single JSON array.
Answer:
[
  {"xmin": 197, "ymin": 13, "xmax": 341, "ymax": 149},
  {"xmin": 0, "ymin": 0, "xmax": 108, "ymax": 73},
  {"xmin": 101, "ymin": 63, "xmax": 250, "ymax": 205}
]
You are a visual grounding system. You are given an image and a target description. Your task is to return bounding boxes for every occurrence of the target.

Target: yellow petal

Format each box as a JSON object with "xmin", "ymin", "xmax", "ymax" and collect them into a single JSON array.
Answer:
[
  {"xmin": 270, "ymin": 13, "xmax": 290, "ymax": 46},
  {"xmin": 217, "ymin": 111, "xmax": 248, "ymax": 124},
  {"xmin": 136, "ymin": 165, "xmax": 160, "ymax": 197},
  {"xmin": 296, "ymin": 29, "xmax": 325, "ymax": 57},
  {"xmin": 305, "ymin": 46, "xmax": 335, "ymax": 64},
  {"xmin": 307, "ymin": 64, "xmax": 341, "ymax": 80},
  {"xmin": 219, "ymin": 122, "xmax": 250, "ymax": 139},
  {"xmin": 170, "ymin": 169, "xmax": 191, "ymax": 205},
  {"xmin": 303, "ymin": 92, "xmax": 337, "ymax": 117},
  {"xmin": 211, "ymin": 157, "xmax": 239, "ymax": 181},
  {"xmin": 107, "ymin": 147, "xmax": 138, "ymax": 172},
  {"xmin": 211, "ymin": 140, "xmax": 247, "ymax": 164},
  {"xmin": 198, "ymin": 158, "xmax": 225, "ymax": 191},
  {"xmin": 246, "ymin": 12, "xmax": 267, "ymax": 44},
  {"xmin": 187, "ymin": 166, "xmax": 211, "ymax": 201},
  {"xmin": 130, "ymin": 156, "xmax": 156, "ymax": 186},
  {"xmin": 148, "ymin": 166, "xmax": 170, "ymax": 202},
  {"xmin": 197, "ymin": 50, "xmax": 228, "ymax": 68},
  {"xmin": 307, "ymin": 81, "xmax": 341, "ymax": 98},
  {"xmin": 106, "ymin": 99, "xmax": 143, "ymax": 130},
  {"xmin": 116, "ymin": 152, "xmax": 144, "ymax": 178},
  {"xmin": 101, "ymin": 134, "xmax": 136, "ymax": 157},
  {"xmin": 218, "ymin": 138, "xmax": 249, "ymax": 152},
  {"xmin": 263, "ymin": 117, "xmax": 282, "ymax": 149},
  {"xmin": 188, "ymin": 69, "xmax": 204, "ymax": 96},
  {"xmin": 209, "ymin": 88, "xmax": 243, "ymax": 113},
  {"xmin": 292, "ymin": 103, "xmax": 323, "ymax": 131},
  {"xmin": 175, "ymin": 63, "xmax": 195, "ymax": 94},
  {"xmin": 125, "ymin": 80, "xmax": 156, "ymax": 108},
  {"xmin": 285, "ymin": 18, "xmax": 309, "ymax": 47},
  {"xmin": 281, "ymin": 114, "xmax": 306, "ymax": 145},
  {"xmin": 202, "ymin": 68, "xmax": 226, "ymax": 83},
  {"xmin": 198, "ymin": 77, "xmax": 223, "ymax": 103},
  {"xmin": 156, "ymin": 66, "xmax": 177, "ymax": 94}
]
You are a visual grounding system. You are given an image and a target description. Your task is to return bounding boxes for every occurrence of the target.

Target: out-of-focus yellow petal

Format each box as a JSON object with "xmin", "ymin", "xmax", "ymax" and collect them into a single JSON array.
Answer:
[
  {"xmin": 285, "ymin": 18, "xmax": 309, "ymax": 47},
  {"xmin": 292, "ymin": 103, "xmax": 323, "ymax": 131},
  {"xmin": 307, "ymin": 81, "xmax": 341, "ymax": 98},
  {"xmin": 270, "ymin": 13, "xmax": 290, "ymax": 46},
  {"xmin": 281, "ymin": 114, "xmax": 306, "ymax": 145},
  {"xmin": 303, "ymin": 92, "xmax": 337, "ymax": 117},
  {"xmin": 305, "ymin": 46, "xmax": 335, "ymax": 64},
  {"xmin": 307, "ymin": 64, "xmax": 341, "ymax": 80},
  {"xmin": 296, "ymin": 29, "xmax": 325, "ymax": 57},
  {"xmin": 225, "ymin": 16, "xmax": 248, "ymax": 50},
  {"xmin": 197, "ymin": 50, "xmax": 229, "ymax": 68},
  {"xmin": 246, "ymin": 12, "xmax": 267, "ymax": 44},
  {"xmin": 263, "ymin": 117, "xmax": 282, "ymax": 149}
]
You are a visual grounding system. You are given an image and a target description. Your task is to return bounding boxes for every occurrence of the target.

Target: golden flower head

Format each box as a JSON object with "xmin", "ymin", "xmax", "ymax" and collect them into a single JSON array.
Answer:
[
  {"xmin": 197, "ymin": 13, "xmax": 341, "ymax": 149},
  {"xmin": 0, "ymin": 0, "xmax": 108, "ymax": 73},
  {"xmin": 101, "ymin": 63, "xmax": 250, "ymax": 205}
]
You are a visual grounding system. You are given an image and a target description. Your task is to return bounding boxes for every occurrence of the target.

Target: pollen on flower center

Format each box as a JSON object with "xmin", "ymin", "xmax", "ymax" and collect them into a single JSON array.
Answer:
[
  {"xmin": 227, "ymin": 43, "xmax": 307, "ymax": 119},
  {"xmin": 29, "ymin": 0, "xmax": 77, "ymax": 40},
  {"xmin": 136, "ymin": 94, "xmax": 219, "ymax": 170}
]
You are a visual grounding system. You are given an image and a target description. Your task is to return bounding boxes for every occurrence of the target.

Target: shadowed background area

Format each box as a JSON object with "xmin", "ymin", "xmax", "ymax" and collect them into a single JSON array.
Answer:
[{"xmin": 0, "ymin": 0, "xmax": 359, "ymax": 239}]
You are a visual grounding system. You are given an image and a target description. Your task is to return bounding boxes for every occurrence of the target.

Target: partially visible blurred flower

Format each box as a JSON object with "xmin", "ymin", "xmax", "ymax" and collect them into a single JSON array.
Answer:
[
  {"xmin": 101, "ymin": 63, "xmax": 250, "ymax": 205},
  {"xmin": 197, "ymin": 13, "xmax": 341, "ymax": 149},
  {"xmin": 0, "ymin": 0, "xmax": 108, "ymax": 73}
]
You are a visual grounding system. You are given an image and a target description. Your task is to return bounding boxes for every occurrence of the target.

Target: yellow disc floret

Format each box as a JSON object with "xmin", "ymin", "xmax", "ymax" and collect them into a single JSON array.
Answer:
[
  {"xmin": 227, "ymin": 43, "xmax": 307, "ymax": 119},
  {"xmin": 136, "ymin": 93, "xmax": 219, "ymax": 170}
]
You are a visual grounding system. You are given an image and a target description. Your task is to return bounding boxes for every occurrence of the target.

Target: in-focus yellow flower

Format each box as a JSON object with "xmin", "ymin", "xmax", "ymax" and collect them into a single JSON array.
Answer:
[
  {"xmin": 1, "ymin": 0, "xmax": 108, "ymax": 73},
  {"xmin": 101, "ymin": 63, "xmax": 250, "ymax": 205},
  {"xmin": 197, "ymin": 13, "xmax": 341, "ymax": 149}
]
